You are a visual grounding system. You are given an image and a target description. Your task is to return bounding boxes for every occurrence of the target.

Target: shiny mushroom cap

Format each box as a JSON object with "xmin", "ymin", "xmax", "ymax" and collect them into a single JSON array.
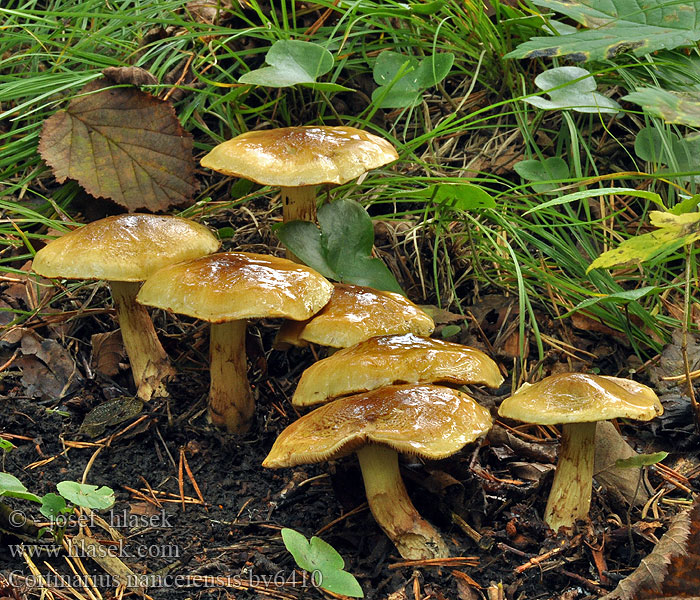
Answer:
[
  {"xmin": 263, "ymin": 383, "xmax": 493, "ymax": 467},
  {"xmin": 32, "ymin": 214, "xmax": 220, "ymax": 282},
  {"xmin": 136, "ymin": 252, "xmax": 333, "ymax": 323},
  {"xmin": 293, "ymin": 333, "xmax": 504, "ymax": 407},
  {"xmin": 498, "ymin": 373, "xmax": 663, "ymax": 425},
  {"xmin": 200, "ymin": 126, "xmax": 399, "ymax": 187},
  {"xmin": 276, "ymin": 283, "xmax": 435, "ymax": 349}
]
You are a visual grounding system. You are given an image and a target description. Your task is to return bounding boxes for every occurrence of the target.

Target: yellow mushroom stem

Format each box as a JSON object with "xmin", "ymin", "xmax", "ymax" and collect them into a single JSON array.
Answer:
[
  {"xmin": 109, "ymin": 281, "xmax": 174, "ymax": 401},
  {"xmin": 355, "ymin": 444, "xmax": 449, "ymax": 559},
  {"xmin": 281, "ymin": 186, "xmax": 317, "ymax": 224},
  {"xmin": 544, "ymin": 421, "xmax": 597, "ymax": 531},
  {"xmin": 208, "ymin": 320, "xmax": 255, "ymax": 434}
]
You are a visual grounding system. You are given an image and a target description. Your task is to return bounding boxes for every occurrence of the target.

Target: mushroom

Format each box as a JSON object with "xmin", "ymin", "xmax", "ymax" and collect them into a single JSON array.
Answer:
[
  {"xmin": 200, "ymin": 126, "xmax": 398, "ymax": 224},
  {"xmin": 31, "ymin": 214, "xmax": 220, "ymax": 400},
  {"xmin": 293, "ymin": 333, "xmax": 504, "ymax": 407},
  {"xmin": 275, "ymin": 283, "xmax": 435, "ymax": 350},
  {"xmin": 136, "ymin": 252, "xmax": 333, "ymax": 433},
  {"xmin": 263, "ymin": 383, "xmax": 493, "ymax": 559},
  {"xmin": 497, "ymin": 373, "xmax": 663, "ymax": 531}
]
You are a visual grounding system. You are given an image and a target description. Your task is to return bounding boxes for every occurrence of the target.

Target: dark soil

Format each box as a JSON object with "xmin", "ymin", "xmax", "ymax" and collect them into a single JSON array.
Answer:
[{"xmin": 1, "ymin": 208, "xmax": 699, "ymax": 600}]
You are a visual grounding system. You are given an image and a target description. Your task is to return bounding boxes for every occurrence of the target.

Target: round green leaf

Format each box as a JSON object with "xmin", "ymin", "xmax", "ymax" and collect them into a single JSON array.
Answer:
[{"xmin": 56, "ymin": 481, "xmax": 115, "ymax": 510}]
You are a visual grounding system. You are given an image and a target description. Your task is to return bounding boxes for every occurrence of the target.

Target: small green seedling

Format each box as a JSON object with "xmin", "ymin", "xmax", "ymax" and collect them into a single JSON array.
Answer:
[
  {"xmin": 238, "ymin": 40, "xmax": 350, "ymax": 92},
  {"xmin": 523, "ymin": 66, "xmax": 620, "ymax": 114},
  {"xmin": 276, "ymin": 198, "xmax": 403, "ymax": 294},
  {"xmin": 281, "ymin": 528, "xmax": 363, "ymax": 597},
  {"xmin": 371, "ymin": 50, "xmax": 454, "ymax": 109},
  {"xmin": 615, "ymin": 451, "xmax": 669, "ymax": 469},
  {"xmin": 514, "ymin": 157, "xmax": 570, "ymax": 194},
  {"xmin": 56, "ymin": 481, "xmax": 115, "ymax": 510},
  {"xmin": 0, "ymin": 472, "xmax": 115, "ymax": 531}
]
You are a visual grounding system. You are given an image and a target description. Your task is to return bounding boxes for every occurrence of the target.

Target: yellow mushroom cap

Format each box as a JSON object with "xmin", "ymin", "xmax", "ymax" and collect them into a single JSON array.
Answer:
[
  {"xmin": 32, "ymin": 214, "xmax": 220, "ymax": 282},
  {"xmin": 200, "ymin": 126, "xmax": 398, "ymax": 187},
  {"xmin": 498, "ymin": 373, "xmax": 663, "ymax": 425},
  {"xmin": 276, "ymin": 283, "xmax": 435, "ymax": 348},
  {"xmin": 263, "ymin": 383, "xmax": 493, "ymax": 467},
  {"xmin": 293, "ymin": 333, "xmax": 503, "ymax": 407},
  {"xmin": 136, "ymin": 252, "xmax": 333, "ymax": 323}
]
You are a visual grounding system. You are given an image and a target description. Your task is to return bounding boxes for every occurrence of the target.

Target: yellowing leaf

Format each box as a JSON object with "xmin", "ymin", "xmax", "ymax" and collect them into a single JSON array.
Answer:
[
  {"xmin": 39, "ymin": 79, "xmax": 197, "ymax": 212},
  {"xmin": 588, "ymin": 211, "xmax": 700, "ymax": 272}
]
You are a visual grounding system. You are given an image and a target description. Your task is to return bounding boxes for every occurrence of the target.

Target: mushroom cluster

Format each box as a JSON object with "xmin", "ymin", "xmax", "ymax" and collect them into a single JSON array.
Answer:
[
  {"xmin": 32, "ymin": 214, "xmax": 220, "ymax": 400},
  {"xmin": 264, "ymin": 331, "xmax": 504, "ymax": 559}
]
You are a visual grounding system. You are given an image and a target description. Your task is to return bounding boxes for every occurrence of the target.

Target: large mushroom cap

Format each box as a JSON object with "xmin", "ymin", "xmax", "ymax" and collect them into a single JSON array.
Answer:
[
  {"xmin": 293, "ymin": 333, "xmax": 504, "ymax": 407},
  {"xmin": 200, "ymin": 126, "xmax": 399, "ymax": 187},
  {"xmin": 136, "ymin": 252, "xmax": 333, "ymax": 323},
  {"xmin": 32, "ymin": 214, "xmax": 220, "ymax": 282},
  {"xmin": 498, "ymin": 373, "xmax": 663, "ymax": 425},
  {"xmin": 263, "ymin": 383, "xmax": 493, "ymax": 468},
  {"xmin": 276, "ymin": 283, "xmax": 435, "ymax": 349}
]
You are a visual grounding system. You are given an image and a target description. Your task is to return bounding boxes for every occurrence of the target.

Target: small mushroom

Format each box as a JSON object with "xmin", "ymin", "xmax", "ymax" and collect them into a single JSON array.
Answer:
[
  {"xmin": 136, "ymin": 252, "xmax": 333, "ymax": 433},
  {"xmin": 497, "ymin": 373, "xmax": 663, "ymax": 531},
  {"xmin": 263, "ymin": 383, "xmax": 493, "ymax": 559},
  {"xmin": 31, "ymin": 214, "xmax": 220, "ymax": 400},
  {"xmin": 293, "ymin": 333, "xmax": 504, "ymax": 407},
  {"xmin": 275, "ymin": 283, "xmax": 435, "ymax": 350},
  {"xmin": 200, "ymin": 126, "xmax": 398, "ymax": 224}
]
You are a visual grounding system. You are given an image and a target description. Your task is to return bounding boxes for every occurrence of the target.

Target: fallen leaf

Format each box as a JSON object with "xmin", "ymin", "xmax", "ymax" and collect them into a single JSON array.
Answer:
[
  {"xmin": 648, "ymin": 330, "xmax": 700, "ymax": 393},
  {"xmin": 80, "ymin": 396, "xmax": 143, "ymax": 438},
  {"xmin": 91, "ymin": 330, "xmax": 126, "ymax": 377},
  {"xmin": 101, "ymin": 66, "xmax": 157, "ymax": 87},
  {"xmin": 39, "ymin": 79, "xmax": 197, "ymax": 212},
  {"xmin": 16, "ymin": 330, "xmax": 84, "ymax": 400},
  {"xmin": 602, "ymin": 502, "xmax": 697, "ymax": 599},
  {"xmin": 594, "ymin": 422, "xmax": 649, "ymax": 507}
]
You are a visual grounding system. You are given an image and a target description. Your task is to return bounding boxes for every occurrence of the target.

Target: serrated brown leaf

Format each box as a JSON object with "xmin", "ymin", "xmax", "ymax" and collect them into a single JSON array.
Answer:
[
  {"xmin": 38, "ymin": 79, "xmax": 197, "ymax": 212},
  {"xmin": 603, "ymin": 503, "xmax": 698, "ymax": 600}
]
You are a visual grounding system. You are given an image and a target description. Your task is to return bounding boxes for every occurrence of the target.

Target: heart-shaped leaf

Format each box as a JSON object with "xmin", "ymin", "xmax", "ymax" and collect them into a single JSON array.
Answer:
[
  {"xmin": 282, "ymin": 529, "xmax": 363, "ymax": 597},
  {"xmin": 0, "ymin": 472, "xmax": 42, "ymax": 503},
  {"xmin": 40, "ymin": 493, "xmax": 69, "ymax": 519},
  {"xmin": 524, "ymin": 66, "xmax": 620, "ymax": 114},
  {"xmin": 39, "ymin": 79, "xmax": 197, "ymax": 212},
  {"xmin": 276, "ymin": 198, "xmax": 403, "ymax": 294},
  {"xmin": 56, "ymin": 481, "xmax": 115, "ymax": 510},
  {"xmin": 239, "ymin": 40, "xmax": 350, "ymax": 91},
  {"xmin": 514, "ymin": 157, "xmax": 570, "ymax": 193},
  {"xmin": 371, "ymin": 51, "xmax": 454, "ymax": 108}
]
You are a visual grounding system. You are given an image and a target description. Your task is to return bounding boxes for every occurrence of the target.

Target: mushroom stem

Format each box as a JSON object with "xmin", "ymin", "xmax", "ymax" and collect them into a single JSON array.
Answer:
[
  {"xmin": 110, "ymin": 280, "xmax": 174, "ymax": 401},
  {"xmin": 281, "ymin": 186, "xmax": 317, "ymax": 224},
  {"xmin": 208, "ymin": 320, "xmax": 255, "ymax": 433},
  {"xmin": 356, "ymin": 444, "xmax": 449, "ymax": 559},
  {"xmin": 544, "ymin": 421, "xmax": 596, "ymax": 531}
]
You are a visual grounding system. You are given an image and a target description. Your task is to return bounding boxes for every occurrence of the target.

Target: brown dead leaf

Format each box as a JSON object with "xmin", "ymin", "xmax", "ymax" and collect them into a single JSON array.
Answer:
[
  {"xmin": 594, "ymin": 422, "xmax": 649, "ymax": 507},
  {"xmin": 91, "ymin": 330, "xmax": 126, "ymax": 377},
  {"xmin": 102, "ymin": 66, "xmax": 158, "ymax": 87},
  {"xmin": 38, "ymin": 78, "xmax": 197, "ymax": 212},
  {"xmin": 602, "ymin": 502, "xmax": 697, "ymax": 599},
  {"xmin": 16, "ymin": 330, "xmax": 84, "ymax": 399},
  {"xmin": 649, "ymin": 331, "xmax": 700, "ymax": 394}
]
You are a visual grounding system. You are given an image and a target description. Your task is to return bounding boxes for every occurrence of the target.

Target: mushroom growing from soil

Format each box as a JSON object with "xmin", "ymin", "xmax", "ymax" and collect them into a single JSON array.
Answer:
[
  {"xmin": 199, "ymin": 126, "xmax": 399, "ymax": 224},
  {"xmin": 263, "ymin": 383, "xmax": 493, "ymax": 559},
  {"xmin": 136, "ymin": 252, "xmax": 333, "ymax": 433},
  {"xmin": 293, "ymin": 333, "xmax": 504, "ymax": 407},
  {"xmin": 275, "ymin": 283, "xmax": 435, "ymax": 350},
  {"xmin": 497, "ymin": 373, "xmax": 663, "ymax": 532},
  {"xmin": 31, "ymin": 214, "xmax": 220, "ymax": 400}
]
